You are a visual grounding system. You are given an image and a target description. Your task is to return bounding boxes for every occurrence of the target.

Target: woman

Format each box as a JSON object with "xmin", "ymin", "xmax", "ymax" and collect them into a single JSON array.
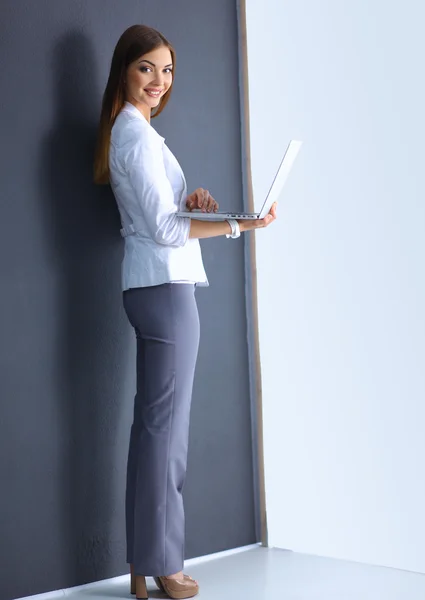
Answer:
[{"xmin": 94, "ymin": 24, "xmax": 277, "ymax": 600}]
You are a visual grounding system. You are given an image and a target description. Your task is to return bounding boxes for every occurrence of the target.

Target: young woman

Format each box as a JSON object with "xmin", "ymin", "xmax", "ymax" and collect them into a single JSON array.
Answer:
[{"xmin": 94, "ymin": 24, "xmax": 277, "ymax": 600}]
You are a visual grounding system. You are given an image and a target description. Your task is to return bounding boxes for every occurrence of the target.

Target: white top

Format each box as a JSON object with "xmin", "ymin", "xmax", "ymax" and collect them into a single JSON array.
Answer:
[{"xmin": 109, "ymin": 101, "xmax": 208, "ymax": 290}]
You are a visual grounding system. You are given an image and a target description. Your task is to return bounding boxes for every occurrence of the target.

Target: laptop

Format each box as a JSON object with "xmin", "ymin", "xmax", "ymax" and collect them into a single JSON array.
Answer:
[{"xmin": 176, "ymin": 140, "xmax": 302, "ymax": 221}]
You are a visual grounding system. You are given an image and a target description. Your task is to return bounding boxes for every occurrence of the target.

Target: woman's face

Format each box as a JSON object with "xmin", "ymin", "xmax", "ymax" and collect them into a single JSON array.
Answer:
[{"xmin": 125, "ymin": 46, "xmax": 173, "ymax": 119}]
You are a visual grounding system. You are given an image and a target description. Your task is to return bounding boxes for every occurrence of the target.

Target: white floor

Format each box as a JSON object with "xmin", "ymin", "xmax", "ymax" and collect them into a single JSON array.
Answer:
[{"xmin": 26, "ymin": 546, "xmax": 425, "ymax": 600}]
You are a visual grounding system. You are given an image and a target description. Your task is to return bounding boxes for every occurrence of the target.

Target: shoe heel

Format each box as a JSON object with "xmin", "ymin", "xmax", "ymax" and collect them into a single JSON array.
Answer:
[
  {"xmin": 135, "ymin": 575, "xmax": 148, "ymax": 600},
  {"xmin": 130, "ymin": 564, "xmax": 136, "ymax": 595}
]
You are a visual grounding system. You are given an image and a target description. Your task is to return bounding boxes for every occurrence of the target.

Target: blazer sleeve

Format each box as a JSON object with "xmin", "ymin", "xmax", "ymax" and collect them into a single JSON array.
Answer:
[{"xmin": 120, "ymin": 121, "xmax": 191, "ymax": 247}]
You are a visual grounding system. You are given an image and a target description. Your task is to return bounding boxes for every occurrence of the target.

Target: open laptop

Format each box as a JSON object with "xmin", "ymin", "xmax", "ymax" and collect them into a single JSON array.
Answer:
[{"xmin": 176, "ymin": 140, "xmax": 302, "ymax": 221}]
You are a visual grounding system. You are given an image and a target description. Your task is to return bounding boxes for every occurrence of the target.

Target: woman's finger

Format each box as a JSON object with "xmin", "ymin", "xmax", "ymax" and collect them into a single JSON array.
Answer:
[
  {"xmin": 192, "ymin": 188, "xmax": 204, "ymax": 209},
  {"xmin": 198, "ymin": 189, "xmax": 206, "ymax": 209},
  {"xmin": 203, "ymin": 189, "xmax": 210, "ymax": 211},
  {"xmin": 197, "ymin": 189, "xmax": 205, "ymax": 211},
  {"xmin": 206, "ymin": 193, "xmax": 217, "ymax": 212}
]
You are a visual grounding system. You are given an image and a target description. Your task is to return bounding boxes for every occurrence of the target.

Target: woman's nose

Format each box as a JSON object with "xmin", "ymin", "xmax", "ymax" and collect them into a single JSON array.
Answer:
[{"xmin": 152, "ymin": 72, "xmax": 165, "ymax": 86}]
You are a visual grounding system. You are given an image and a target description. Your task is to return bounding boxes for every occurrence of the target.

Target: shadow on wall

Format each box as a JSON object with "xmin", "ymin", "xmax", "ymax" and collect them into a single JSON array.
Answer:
[{"xmin": 39, "ymin": 31, "xmax": 130, "ymax": 586}]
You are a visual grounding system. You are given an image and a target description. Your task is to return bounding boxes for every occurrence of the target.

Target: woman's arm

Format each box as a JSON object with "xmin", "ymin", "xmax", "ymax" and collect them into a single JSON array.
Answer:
[
  {"xmin": 120, "ymin": 122, "xmax": 190, "ymax": 247},
  {"xmin": 188, "ymin": 219, "xmax": 232, "ymax": 239},
  {"xmin": 188, "ymin": 202, "xmax": 278, "ymax": 239}
]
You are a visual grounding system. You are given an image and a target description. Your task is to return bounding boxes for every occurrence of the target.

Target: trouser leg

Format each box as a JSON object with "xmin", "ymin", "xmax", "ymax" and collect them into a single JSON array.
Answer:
[{"xmin": 123, "ymin": 284, "xmax": 199, "ymax": 576}]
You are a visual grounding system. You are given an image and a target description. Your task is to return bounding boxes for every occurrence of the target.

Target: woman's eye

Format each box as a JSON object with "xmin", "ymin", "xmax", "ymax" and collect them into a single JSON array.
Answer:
[{"xmin": 139, "ymin": 67, "xmax": 172, "ymax": 74}]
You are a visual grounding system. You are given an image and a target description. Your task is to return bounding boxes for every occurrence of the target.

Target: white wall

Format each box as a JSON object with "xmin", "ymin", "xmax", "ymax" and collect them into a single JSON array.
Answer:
[{"xmin": 245, "ymin": 0, "xmax": 425, "ymax": 572}]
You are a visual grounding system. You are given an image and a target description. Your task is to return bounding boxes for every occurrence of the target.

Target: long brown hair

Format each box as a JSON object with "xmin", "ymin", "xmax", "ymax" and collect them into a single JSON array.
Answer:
[{"xmin": 94, "ymin": 25, "xmax": 176, "ymax": 185}]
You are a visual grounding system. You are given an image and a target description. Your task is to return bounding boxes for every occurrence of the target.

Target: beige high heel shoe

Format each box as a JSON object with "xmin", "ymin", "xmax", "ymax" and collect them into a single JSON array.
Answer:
[
  {"xmin": 130, "ymin": 564, "xmax": 199, "ymax": 599},
  {"xmin": 153, "ymin": 575, "xmax": 199, "ymax": 599}
]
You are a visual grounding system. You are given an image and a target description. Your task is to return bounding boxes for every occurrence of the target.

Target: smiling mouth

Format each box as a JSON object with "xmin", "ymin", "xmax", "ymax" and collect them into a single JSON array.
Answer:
[{"xmin": 144, "ymin": 89, "xmax": 163, "ymax": 98}]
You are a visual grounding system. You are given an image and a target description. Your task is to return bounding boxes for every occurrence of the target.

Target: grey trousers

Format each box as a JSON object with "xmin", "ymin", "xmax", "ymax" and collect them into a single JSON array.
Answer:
[{"xmin": 123, "ymin": 283, "xmax": 200, "ymax": 577}]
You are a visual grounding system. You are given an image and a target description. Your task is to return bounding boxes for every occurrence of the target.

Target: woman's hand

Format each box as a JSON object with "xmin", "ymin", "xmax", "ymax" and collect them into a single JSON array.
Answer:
[
  {"xmin": 238, "ymin": 202, "xmax": 278, "ymax": 232},
  {"xmin": 186, "ymin": 188, "xmax": 219, "ymax": 213}
]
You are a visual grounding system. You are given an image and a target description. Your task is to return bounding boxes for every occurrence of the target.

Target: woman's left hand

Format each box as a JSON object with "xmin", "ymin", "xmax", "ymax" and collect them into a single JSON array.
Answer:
[{"xmin": 186, "ymin": 188, "xmax": 219, "ymax": 213}]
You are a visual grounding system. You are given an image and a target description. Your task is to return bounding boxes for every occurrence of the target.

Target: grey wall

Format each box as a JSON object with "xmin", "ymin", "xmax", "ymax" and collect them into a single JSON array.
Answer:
[{"xmin": 0, "ymin": 2, "xmax": 256, "ymax": 599}]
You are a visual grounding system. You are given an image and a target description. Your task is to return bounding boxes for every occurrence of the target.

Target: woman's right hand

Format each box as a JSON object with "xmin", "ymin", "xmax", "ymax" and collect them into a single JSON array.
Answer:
[
  {"xmin": 186, "ymin": 188, "xmax": 219, "ymax": 213},
  {"xmin": 238, "ymin": 202, "xmax": 278, "ymax": 231}
]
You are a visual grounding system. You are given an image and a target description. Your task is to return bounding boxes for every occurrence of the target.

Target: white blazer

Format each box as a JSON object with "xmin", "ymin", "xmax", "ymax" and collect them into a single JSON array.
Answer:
[{"xmin": 109, "ymin": 101, "xmax": 208, "ymax": 290}]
